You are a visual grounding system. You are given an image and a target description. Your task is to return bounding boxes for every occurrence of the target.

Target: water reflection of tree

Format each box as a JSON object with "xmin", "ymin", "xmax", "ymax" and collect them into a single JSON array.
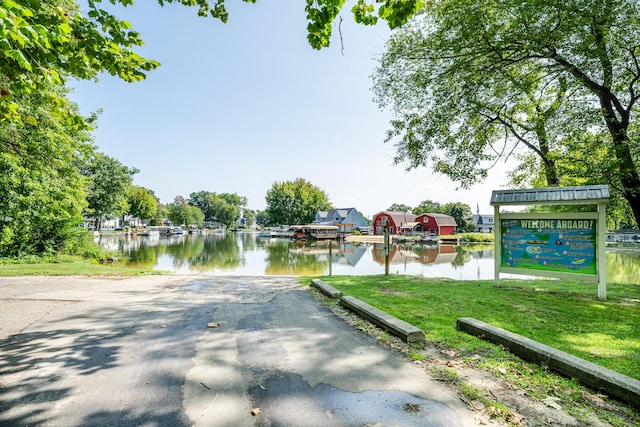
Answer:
[
  {"xmin": 452, "ymin": 246, "xmax": 472, "ymax": 267},
  {"xmin": 182, "ymin": 235, "xmax": 243, "ymax": 272},
  {"xmin": 239, "ymin": 232, "xmax": 258, "ymax": 251},
  {"xmin": 158, "ymin": 236, "xmax": 206, "ymax": 270},
  {"xmin": 607, "ymin": 251, "xmax": 640, "ymax": 284},
  {"xmin": 452, "ymin": 244, "xmax": 494, "ymax": 267},
  {"xmin": 126, "ymin": 238, "xmax": 158, "ymax": 269},
  {"xmin": 264, "ymin": 240, "xmax": 326, "ymax": 275}
]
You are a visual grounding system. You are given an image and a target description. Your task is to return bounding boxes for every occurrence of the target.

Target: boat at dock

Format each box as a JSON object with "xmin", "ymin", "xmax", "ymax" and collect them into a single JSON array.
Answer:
[
  {"xmin": 257, "ymin": 227, "xmax": 294, "ymax": 238},
  {"xmin": 290, "ymin": 224, "xmax": 339, "ymax": 241}
]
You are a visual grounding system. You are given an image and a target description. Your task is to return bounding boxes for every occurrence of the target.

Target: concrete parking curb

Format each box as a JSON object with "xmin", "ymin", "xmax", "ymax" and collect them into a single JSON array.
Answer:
[
  {"xmin": 310, "ymin": 279, "xmax": 343, "ymax": 298},
  {"xmin": 339, "ymin": 295, "xmax": 426, "ymax": 344},
  {"xmin": 457, "ymin": 317, "xmax": 640, "ymax": 410}
]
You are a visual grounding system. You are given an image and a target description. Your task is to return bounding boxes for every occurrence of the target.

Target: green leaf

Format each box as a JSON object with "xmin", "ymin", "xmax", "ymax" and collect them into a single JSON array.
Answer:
[{"xmin": 6, "ymin": 49, "xmax": 31, "ymax": 71}]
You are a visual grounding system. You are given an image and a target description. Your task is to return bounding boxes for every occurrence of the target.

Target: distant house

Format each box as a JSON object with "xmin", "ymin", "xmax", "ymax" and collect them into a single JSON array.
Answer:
[
  {"xmin": 465, "ymin": 203, "xmax": 495, "ymax": 232},
  {"xmin": 468, "ymin": 213, "xmax": 495, "ymax": 233},
  {"xmin": 372, "ymin": 211, "xmax": 417, "ymax": 235},
  {"xmin": 83, "ymin": 217, "xmax": 121, "ymax": 231},
  {"xmin": 313, "ymin": 208, "xmax": 368, "ymax": 233},
  {"xmin": 607, "ymin": 229, "xmax": 640, "ymax": 242}
]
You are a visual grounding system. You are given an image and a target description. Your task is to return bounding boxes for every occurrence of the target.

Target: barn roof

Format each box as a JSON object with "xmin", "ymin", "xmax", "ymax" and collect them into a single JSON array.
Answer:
[
  {"xmin": 428, "ymin": 213, "xmax": 457, "ymax": 226},
  {"xmin": 375, "ymin": 211, "xmax": 417, "ymax": 225},
  {"xmin": 416, "ymin": 213, "xmax": 457, "ymax": 226}
]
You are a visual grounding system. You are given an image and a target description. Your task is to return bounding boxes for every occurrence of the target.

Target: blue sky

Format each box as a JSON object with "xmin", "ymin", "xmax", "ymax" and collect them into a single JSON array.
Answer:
[{"xmin": 70, "ymin": 1, "xmax": 512, "ymax": 219}]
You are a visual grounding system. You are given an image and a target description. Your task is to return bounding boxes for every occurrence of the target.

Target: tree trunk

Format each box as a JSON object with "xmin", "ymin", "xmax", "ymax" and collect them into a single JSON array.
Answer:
[
  {"xmin": 601, "ymin": 102, "xmax": 640, "ymax": 227},
  {"xmin": 610, "ymin": 134, "xmax": 640, "ymax": 227},
  {"xmin": 535, "ymin": 99, "xmax": 560, "ymax": 187}
]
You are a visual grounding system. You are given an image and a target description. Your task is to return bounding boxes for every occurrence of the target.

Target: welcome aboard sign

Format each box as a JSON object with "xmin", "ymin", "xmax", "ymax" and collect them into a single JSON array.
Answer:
[
  {"xmin": 491, "ymin": 186, "xmax": 609, "ymax": 299},
  {"xmin": 501, "ymin": 217, "xmax": 596, "ymax": 275}
]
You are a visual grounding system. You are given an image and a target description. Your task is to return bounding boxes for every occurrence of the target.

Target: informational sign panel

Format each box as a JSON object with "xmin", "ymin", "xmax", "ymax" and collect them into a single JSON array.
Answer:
[{"xmin": 500, "ymin": 217, "xmax": 596, "ymax": 275}]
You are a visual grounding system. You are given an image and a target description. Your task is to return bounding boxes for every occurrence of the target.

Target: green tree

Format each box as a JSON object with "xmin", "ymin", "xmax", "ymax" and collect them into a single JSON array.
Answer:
[
  {"xmin": 187, "ymin": 205, "xmax": 205, "ymax": 227},
  {"xmin": 1, "ymin": 0, "xmax": 419, "ymax": 127},
  {"xmin": 412, "ymin": 200, "xmax": 442, "ymax": 215},
  {"xmin": 153, "ymin": 203, "xmax": 168, "ymax": 226},
  {"xmin": 256, "ymin": 210, "xmax": 269, "ymax": 226},
  {"xmin": 167, "ymin": 196, "xmax": 187, "ymax": 226},
  {"xmin": 305, "ymin": 0, "xmax": 424, "ymax": 49},
  {"xmin": 208, "ymin": 197, "xmax": 236, "ymax": 229},
  {"xmin": 373, "ymin": 0, "xmax": 640, "ymax": 227},
  {"xmin": 242, "ymin": 209, "xmax": 256, "ymax": 228},
  {"xmin": 510, "ymin": 131, "xmax": 637, "ymax": 229},
  {"xmin": 387, "ymin": 203, "xmax": 412, "ymax": 212},
  {"xmin": 189, "ymin": 191, "xmax": 215, "ymax": 222},
  {"xmin": 216, "ymin": 192, "xmax": 246, "ymax": 228},
  {"xmin": 127, "ymin": 186, "xmax": 158, "ymax": 224},
  {"xmin": 168, "ymin": 196, "xmax": 204, "ymax": 227},
  {"xmin": 441, "ymin": 202, "xmax": 473, "ymax": 232},
  {"xmin": 188, "ymin": 191, "xmax": 245, "ymax": 229},
  {"xmin": 82, "ymin": 152, "xmax": 137, "ymax": 230},
  {"xmin": 265, "ymin": 178, "xmax": 331, "ymax": 226},
  {"xmin": 0, "ymin": 84, "xmax": 93, "ymax": 256},
  {"xmin": 374, "ymin": 17, "xmax": 570, "ymax": 188},
  {"xmin": 218, "ymin": 193, "xmax": 247, "ymax": 210}
]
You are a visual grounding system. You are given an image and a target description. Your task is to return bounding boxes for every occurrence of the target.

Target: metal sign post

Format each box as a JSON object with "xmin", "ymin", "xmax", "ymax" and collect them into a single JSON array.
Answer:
[{"xmin": 384, "ymin": 222, "xmax": 390, "ymax": 276}]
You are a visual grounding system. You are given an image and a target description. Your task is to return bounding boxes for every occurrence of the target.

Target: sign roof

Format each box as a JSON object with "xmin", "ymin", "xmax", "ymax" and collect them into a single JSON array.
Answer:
[{"xmin": 490, "ymin": 185, "xmax": 609, "ymax": 206}]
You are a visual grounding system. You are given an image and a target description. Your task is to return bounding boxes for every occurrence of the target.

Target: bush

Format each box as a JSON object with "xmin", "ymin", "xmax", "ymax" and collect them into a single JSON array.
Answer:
[
  {"xmin": 60, "ymin": 232, "xmax": 115, "ymax": 262},
  {"xmin": 458, "ymin": 232, "xmax": 494, "ymax": 242}
]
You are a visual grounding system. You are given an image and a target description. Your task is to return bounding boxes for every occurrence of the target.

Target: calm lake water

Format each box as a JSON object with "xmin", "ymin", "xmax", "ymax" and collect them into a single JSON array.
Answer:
[{"xmin": 99, "ymin": 232, "xmax": 640, "ymax": 283}]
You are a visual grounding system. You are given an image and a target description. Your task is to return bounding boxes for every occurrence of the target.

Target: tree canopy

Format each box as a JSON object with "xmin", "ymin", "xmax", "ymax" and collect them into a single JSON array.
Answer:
[
  {"xmin": 0, "ymin": 83, "xmax": 93, "ymax": 256},
  {"xmin": 127, "ymin": 186, "xmax": 158, "ymax": 224},
  {"xmin": 167, "ymin": 195, "xmax": 204, "ymax": 227},
  {"xmin": 188, "ymin": 191, "xmax": 246, "ymax": 229},
  {"xmin": 82, "ymin": 152, "xmax": 137, "ymax": 230},
  {"xmin": 373, "ymin": 0, "xmax": 640, "ymax": 227},
  {"xmin": 264, "ymin": 178, "xmax": 332, "ymax": 226},
  {"xmin": 1, "ymin": 0, "xmax": 420, "ymax": 127},
  {"xmin": 387, "ymin": 203, "xmax": 412, "ymax": 212}
]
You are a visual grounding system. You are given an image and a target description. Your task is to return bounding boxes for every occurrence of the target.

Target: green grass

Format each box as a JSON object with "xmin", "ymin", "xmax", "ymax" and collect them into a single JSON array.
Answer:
[
  {"xmin": 0, "ymin": 256, "xmax": 161, "ymax": 276},
  {"xmin": 314, "ymin": 275, "xmax": 640, "ymax": 423},
  {"xmin": 458, "ymin": 232, "xmax": 495, "ymax": 242},
  {"xmin": 318, "ymin": 275, "xmax": 640, "ymax": 379}
]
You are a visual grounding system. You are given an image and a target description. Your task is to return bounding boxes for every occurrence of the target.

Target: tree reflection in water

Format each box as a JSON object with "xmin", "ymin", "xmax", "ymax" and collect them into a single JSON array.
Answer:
[{"xmin": 99, "ymin": 233, "xmax": 639, "ymax": 283}]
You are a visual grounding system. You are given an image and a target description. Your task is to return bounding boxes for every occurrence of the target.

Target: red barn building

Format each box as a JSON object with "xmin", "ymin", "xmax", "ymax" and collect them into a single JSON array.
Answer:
[
  {"xmin": 415, "ymin": 213, "xmax": 457, "ymax": 236},
  {"xmin": 373, "ymin": 211, "xmax": 417, "ymax": 235}
]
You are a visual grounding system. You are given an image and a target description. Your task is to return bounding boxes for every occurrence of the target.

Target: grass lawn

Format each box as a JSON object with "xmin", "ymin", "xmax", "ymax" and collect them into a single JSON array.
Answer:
[
  {"xmin": 313, "ymin": 275, "xmax": 640, "ymax": 424},
  {"xmin": 316, "ymin": 276, "xmax": 639, "ymax": 379},
  {"xmin": 0, "ymin": 257, "xmax": 161, "ymax": 276}
]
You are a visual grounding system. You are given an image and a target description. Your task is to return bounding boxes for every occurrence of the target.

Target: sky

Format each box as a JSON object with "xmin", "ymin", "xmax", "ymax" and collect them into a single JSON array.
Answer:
[{"xmin": 69, "ymin": 1, "xmax": 515, "ymax": 219}]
